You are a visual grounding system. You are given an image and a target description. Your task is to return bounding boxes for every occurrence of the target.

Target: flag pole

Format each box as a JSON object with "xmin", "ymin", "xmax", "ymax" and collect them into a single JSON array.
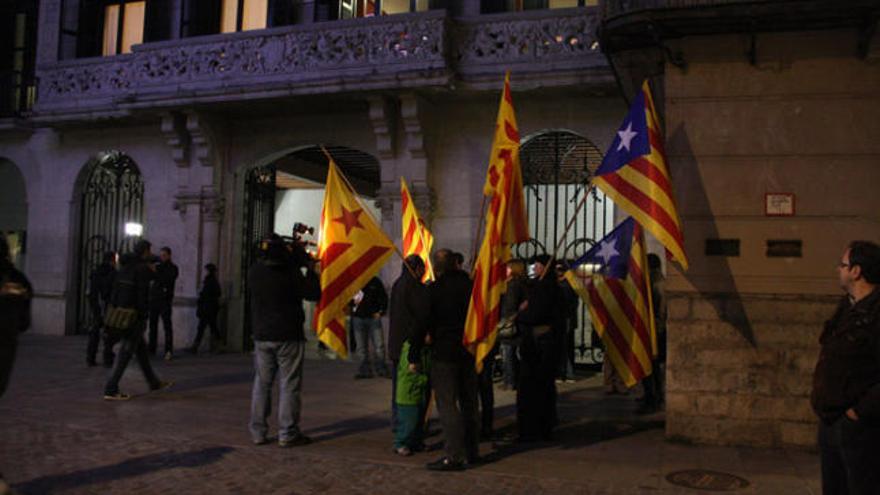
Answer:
[
  {"xmin": 469, "ymin": 194, "xmax": 488, "ymax": 275},
  {"xmin": 320, "ymin": 146, "xmax": 420, "ymax": 280},
  {"xmin": 540, "ymin": 183, "xmax": 595, "ymax": 280}
]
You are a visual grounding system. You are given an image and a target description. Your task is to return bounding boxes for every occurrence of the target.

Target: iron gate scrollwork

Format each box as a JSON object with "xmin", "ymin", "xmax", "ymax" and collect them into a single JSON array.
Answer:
[
  {"xmin": 76, "ymin": 151, "xmax": 144, "ymax": 335},
  {"xmin": 241, "ymin": 164, "xmax": 277, "ymax": 350},
  {"xmin": 514, "ymin": 130, "xmax": 614, "ymax": 367}
]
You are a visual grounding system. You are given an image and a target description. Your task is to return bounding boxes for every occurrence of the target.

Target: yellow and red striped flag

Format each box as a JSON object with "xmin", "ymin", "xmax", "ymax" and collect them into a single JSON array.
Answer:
[
  {"xmin": 314, "ymin": 159, "xmax": 394, "ymax": 358},
  {"xmin": 593, "ymin": 79, "xmax": 688, "ymax": 270},
  {"xmin": 565, "ymin": 217, "xmax": 656, "ymax": 387},
  {"xmin": 400, "ymin": 177, "xmax": 435, "ymax": 283},
  {"xmin": 463, "ymin": 72, "xmax": 529, "ymax": 370}
]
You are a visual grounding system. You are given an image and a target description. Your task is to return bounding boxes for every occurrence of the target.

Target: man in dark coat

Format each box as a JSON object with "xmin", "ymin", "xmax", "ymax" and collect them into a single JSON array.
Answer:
[
  {"xmin": 351, "ymin": 276, "xmax": 390, "ymax": 378},
  {"xmin": 410, "ymin": 248, "xmax": 478, "ymax": 471},
  {"xmin": 0, "ymin": 236, "xmax": 31, "ymax": 495},
  {"xmin": 103, "ymin": 240, "xmax": 171, "ymax": 401},
  {"xmin": 248, "ymin": 237, "xmax": 320, "ymax": 447},
  {"xmin": 148, "ymin": 246, "xmax": 179, "ymax": 360},
  {"xmin": 811, "ymin": 240, "xmax": 880, "ymax": 495},
  {"xmin": 187, "ymin": 263, "xmax": 222, "ymax": 354},
  {"xmin": 516, "ymin": 254, "xmax": 561, "ymax": 442},
  {"xmin": 387, "ymin": 255, "xmax": 430, "ymax": 453},
  {"xmin": 86, "ymin": 251, "xmax": 117, "ymax": 367}
]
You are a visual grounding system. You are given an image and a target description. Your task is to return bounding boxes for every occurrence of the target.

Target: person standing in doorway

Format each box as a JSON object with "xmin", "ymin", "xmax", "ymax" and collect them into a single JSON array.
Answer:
[
  {"xmin": 187, "ymin": 263, "xmax": 222, "ymax": 355},
  {"xmin": 103, "ymin": 240, "xmax": 172, "ymax": 401},
  {"xmin": 637, "ymin": 253, "xmax": 667, "ymax": 415},
  {"xmin": 86, "ymin": 251, "xmax": 117, "ymax": 368},
  {"xmin": 148, "ymin": 246, "xmax": 178, "ymax": 360},
  {"xmin": 248, "ymin": 236, "xmax": 320, "ymax": 447},
  {"xmin": 351, "ymin": 276, "xmax": 390, "ymax": 379},
  {"xmin": 812, "ymin": 241, "xmax": 880, "ymax": 495}
]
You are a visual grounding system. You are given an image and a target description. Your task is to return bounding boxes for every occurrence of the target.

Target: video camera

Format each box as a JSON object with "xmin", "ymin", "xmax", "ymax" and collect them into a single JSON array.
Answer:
[{"xmin": 256, "ymin": 222, "xmax": 318, "ymax": 269}]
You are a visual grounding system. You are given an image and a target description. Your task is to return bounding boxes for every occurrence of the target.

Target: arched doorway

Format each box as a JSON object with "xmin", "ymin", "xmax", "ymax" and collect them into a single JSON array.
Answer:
[
  {"xmin": 74, "ymin": 151, "xmax": 145, "ymax": 335},
  {"xmin": 236, "ymin": 144, "xmax": 382, "ymax": 350},
  {"xmin": 515, "ymin": 130, "xmax": 614, "ymax": 367},
  {"xmin": 0, "ymin": 158, "xmax": 28, "ymax": 270}
]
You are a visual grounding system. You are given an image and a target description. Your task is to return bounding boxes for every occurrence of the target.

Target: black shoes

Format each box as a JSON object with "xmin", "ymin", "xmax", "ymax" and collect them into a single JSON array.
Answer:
[
  {"xmin": 150, "ymin": 381, "xmax": 174, "ymax": 392},
  {"xmin": 426, "ymin": 457, "xmax": 466, "ymax": 472},
  {"xmin": 103, "ymin": 392, "xmax": 131, "ymax": 401}
]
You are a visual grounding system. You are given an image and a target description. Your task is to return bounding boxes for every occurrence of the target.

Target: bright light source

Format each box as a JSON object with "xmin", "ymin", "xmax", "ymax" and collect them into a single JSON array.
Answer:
[{"xmin": 124, "ymin": 222, "xmax": 143, "ymax": 237}]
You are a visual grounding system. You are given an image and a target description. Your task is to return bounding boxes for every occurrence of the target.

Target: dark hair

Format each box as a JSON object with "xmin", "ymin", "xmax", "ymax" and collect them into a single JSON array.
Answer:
[
  {"xmin": 531, "ymin": 254, "xmax": 552, "ymax": 266},
  {"xmin": 403, "ymin": 254, "xmax": 425, "ymax": 275},
  {"xmin": 133, "ymin": 239, "xmax": 152, "ymax": 257},
  {"xmin": 205, "ymin": 263, "xmax": 217, "ymax": 273},
  {"xmin": 433, "ymin": 248, "xmax": 454, "ymax": 275},
  {"xmin": 160, "ymin": 246, "xmax": 172, "ymax": 256},
  {"xmin": 647, "ymin": 253, "xmax": 662, "ymax": 271},
  {"xmin": 453, "ymin": 252, "xmax": 465, "ymax": 267},
  {"xmin": 103, "ymin": 251, "xmax": 116, "ymax": 264},
  {"xmin": 265, "ymin": 237, "xmax": 288, "ymax": 262},
  {"xmin": 848, "ymin": 241, "xmax": 880, "ymax": 284}
]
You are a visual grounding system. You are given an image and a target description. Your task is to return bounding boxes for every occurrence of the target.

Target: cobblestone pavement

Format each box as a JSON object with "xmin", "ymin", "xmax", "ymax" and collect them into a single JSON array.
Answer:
[{"xmin": 1, "ymin": 335, "xmax": 820, "ymax": 494}]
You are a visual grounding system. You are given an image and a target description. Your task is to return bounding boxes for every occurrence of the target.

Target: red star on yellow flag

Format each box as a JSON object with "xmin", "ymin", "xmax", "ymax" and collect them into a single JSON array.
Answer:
[{"xmin": 333, "ymin": 207, "xmax": 364, "ymax": 236}]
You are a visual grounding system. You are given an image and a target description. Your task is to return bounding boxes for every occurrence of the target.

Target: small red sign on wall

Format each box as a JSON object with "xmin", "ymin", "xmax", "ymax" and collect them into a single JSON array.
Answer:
[{"xmin": 765, "ymin": 193, "xmax": 795, "ymax": 216}]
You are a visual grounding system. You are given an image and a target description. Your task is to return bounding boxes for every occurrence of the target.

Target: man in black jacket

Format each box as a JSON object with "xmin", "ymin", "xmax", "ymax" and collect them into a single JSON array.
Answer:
[
  {"xmin": 86, "ymin": 251, "xmax": 117, "ymax": 367},
  {"xmin": 148, "ymin": 246, "xmax": 179, "ymax": 360},
  {"xmin": 248, "ymin": 237, "xmax": 320, "ymax": 448},
  {"xmin": 812, "ymin": 241, "xmax": 880, "ymax": 495},
  {"xmin": 187, "ymin": 263, "xmax": 222, "ymax": 354},
  {"xmin": 411, "ymin": 248, "xmax": 478, "ymax": 471},
  {"xmin": 104, "ymin": 240, "xmax": 171, "ymax": 401},
  {"xmin": 351, "ymin": 276, "xmax": 390, "ymax": 379},
  {"xmin": 516, "ymin": 254, "xmax": 561, "ymax": 442},
  {"xmin": 388, "ymin": 255, "xmax": 429, "ymax": 435},
  {"xmin": 0, "ymin": 236, "xmax": 31, "ymax": 495}
]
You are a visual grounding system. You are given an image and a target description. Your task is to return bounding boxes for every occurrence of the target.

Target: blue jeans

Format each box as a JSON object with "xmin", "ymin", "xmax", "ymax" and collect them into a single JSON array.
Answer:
[
  {"xmin": 500, "ymin": 341, "xmax": 518, "ymax": 387},
  {"xmin": 352, "ymin": 316, "xmax": 388, "ymax": 376},
  {"xmin": 249, "ymin": 340, "xmax": 305, "ymax": 443}
]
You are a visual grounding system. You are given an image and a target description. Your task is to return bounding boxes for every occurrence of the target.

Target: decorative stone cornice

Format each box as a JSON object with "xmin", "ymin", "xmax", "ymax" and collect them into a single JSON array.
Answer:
[
  {"xmin": 185, "ymin": 111, "xmax": 216, "ymax": 168},
  {"xmin": 160, "ymin": 112, "xmax": 190, "ymax": 167},
  {"xmin": 172, "ymin": 188, "xmax": 224, "ymax": 220}
]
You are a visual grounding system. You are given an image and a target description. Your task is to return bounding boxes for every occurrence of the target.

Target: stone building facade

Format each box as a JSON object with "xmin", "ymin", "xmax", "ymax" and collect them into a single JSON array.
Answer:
[
  {"xmin": 600, "ymin": 0, "xmax": 880, "ymax": 448},
  {"xmin": 0, "ymin": 1, "xmax": 622, "ymax": 360}
]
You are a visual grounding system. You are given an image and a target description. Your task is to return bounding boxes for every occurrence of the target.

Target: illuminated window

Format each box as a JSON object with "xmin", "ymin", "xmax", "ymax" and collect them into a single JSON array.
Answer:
[
  {"xmin": 221, "ymin": 0, "xmax": 269, "ymax": 33},
  {"xmin": 483, "ymin": 0, "xmax": 594, "ymax": 13},
  {"xmin": 337, "ymin": 0, "xmax": 430, "ymax": 18},
  {"xmin": 102, "ymin": 1, "xmax": 146, "ymax": 56}
]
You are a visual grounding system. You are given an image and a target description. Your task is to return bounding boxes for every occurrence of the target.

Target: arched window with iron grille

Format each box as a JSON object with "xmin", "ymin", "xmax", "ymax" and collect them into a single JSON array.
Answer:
[{"xmin": 515, "ymin": 129, "xmax": 614, "ymax": 366}]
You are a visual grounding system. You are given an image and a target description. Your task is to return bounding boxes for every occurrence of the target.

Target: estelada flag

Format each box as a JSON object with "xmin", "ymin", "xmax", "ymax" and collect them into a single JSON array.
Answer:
[
  {"xmin": 565, "ymin": 217, "xmax": 656, "ymax": 388},
  {"xmin": 463, "ymin": 72, "xmax": 529, "ymax": 370},
  {"xmin": 314, "ymin": 158, "xmax": 394, "ymax": 358},
  {"xmin": 400, "ymin": 177, "xmax": 435, "ymax": 283},
  {"xmin": 593, "ymin": 79, "xmax": 688, "ymax": 270}
]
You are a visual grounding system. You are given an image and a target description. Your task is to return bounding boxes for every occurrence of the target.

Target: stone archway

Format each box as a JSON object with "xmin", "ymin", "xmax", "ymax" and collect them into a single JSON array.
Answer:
[
  {"xmin": 72, "ymin": 151, "xmax": 145, "ymax": 335},
  {"xmin": 0, "ymin": 158, "xmax": 28, "ymax": 270}
]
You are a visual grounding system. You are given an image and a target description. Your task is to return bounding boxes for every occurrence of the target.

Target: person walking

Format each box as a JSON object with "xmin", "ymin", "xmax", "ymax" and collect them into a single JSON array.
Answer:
[
  {"xmin": 103, "ymin": 240, "xmax": 172, "ymax": 401},
  {"xmin": 187, "ymin": 263, "xmax": 222, "ymax": 354}
]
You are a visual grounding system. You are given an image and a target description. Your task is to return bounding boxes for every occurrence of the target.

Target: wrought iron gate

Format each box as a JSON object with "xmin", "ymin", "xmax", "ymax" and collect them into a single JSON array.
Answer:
[
  {"xmin": 241, "ymin": 164, "xmax": 277, "ymax": 349},
  {"xmin": 514, "ymin": 130, "xmax": 614, "ymax": 366},
  {"xmin": 75, "ymin": 152, "xmax": 144, "ymax": 335}
]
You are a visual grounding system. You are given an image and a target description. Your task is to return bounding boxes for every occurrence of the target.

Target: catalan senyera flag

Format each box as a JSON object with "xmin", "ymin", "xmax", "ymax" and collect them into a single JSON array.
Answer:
[
  {"xmin": 565, "ymin": 217, "xmax": 656, "ymax": 388},
  {"xmin": 464, "ymin": 72, "xmax": 529, "ymax": 370},
  {"xmin": 593, "ymin": 79, "xmax": 688, "ymax": 270},
  {"xmin": 314, "ymin": 159, "xmax": 394, "ymax": 358},
  {"xmin": 400, "ymin": 177, "xmax": 435, "ymax": 283}
]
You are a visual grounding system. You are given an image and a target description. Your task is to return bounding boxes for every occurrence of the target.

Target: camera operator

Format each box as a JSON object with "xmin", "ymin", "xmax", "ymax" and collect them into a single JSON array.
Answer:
[{"xmin": 248, "ymin": 234, "xmax": 321, "ymax": 447}]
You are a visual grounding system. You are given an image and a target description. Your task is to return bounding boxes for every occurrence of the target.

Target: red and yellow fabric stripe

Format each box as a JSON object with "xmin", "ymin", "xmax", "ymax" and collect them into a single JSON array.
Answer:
[
  {"xmin": 314, "ymin": 159, "xmax": 394, "ymax": 358},
  {"xmin": 593, "ymin": 80, "xmax": 688, "ymax": 270},
  {"xmin": 400, "ymin": 177, "xmax": 435, "ymax": 283},
  {"xmin": 464, "ymin": 72, "xmax": 530, "ymax": 371}
]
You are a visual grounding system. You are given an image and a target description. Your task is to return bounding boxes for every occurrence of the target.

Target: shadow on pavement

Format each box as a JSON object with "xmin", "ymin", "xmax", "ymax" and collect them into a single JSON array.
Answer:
[{"xmin": 14, "ymin": 446, "xmax": 234, "ymax": 494}]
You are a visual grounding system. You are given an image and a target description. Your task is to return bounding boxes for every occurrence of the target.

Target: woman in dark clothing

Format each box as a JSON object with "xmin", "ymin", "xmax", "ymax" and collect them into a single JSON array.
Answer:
[
  {"xmin": 187, "ymin": 263, "xmax": 222, "ymax": 354},
  {"xmin": 516, "ymin": 254, "xmax": 562, "ymax": 442}
]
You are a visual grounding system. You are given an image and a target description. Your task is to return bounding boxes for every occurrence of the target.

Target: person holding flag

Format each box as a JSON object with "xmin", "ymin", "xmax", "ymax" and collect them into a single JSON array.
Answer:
[{"xmin": 564, "ymin": 217, "xmax": 657, "ymax": 392}]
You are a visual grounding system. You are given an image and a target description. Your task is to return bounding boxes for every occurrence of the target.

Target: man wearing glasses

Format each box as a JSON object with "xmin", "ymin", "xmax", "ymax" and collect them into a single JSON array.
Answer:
[{"xmin": 811, "ymin": 241, "xmax": 880, "ymax": 495}]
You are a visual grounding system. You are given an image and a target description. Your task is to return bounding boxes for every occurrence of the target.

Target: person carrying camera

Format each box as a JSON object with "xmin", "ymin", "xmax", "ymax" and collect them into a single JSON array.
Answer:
[
  {"xmin": 248, "ymin": 235, "xmax": 320, "ymax": 447},
  {"xmin": 103, "ymin": 240, "xmax": 172, "ymax": 401}
]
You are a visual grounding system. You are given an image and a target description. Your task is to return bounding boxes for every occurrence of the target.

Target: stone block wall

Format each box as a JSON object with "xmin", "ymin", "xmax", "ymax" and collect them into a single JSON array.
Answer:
[{"xmin": 665, "ymin": 292, "xmax": 839, "ymax": 448}]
